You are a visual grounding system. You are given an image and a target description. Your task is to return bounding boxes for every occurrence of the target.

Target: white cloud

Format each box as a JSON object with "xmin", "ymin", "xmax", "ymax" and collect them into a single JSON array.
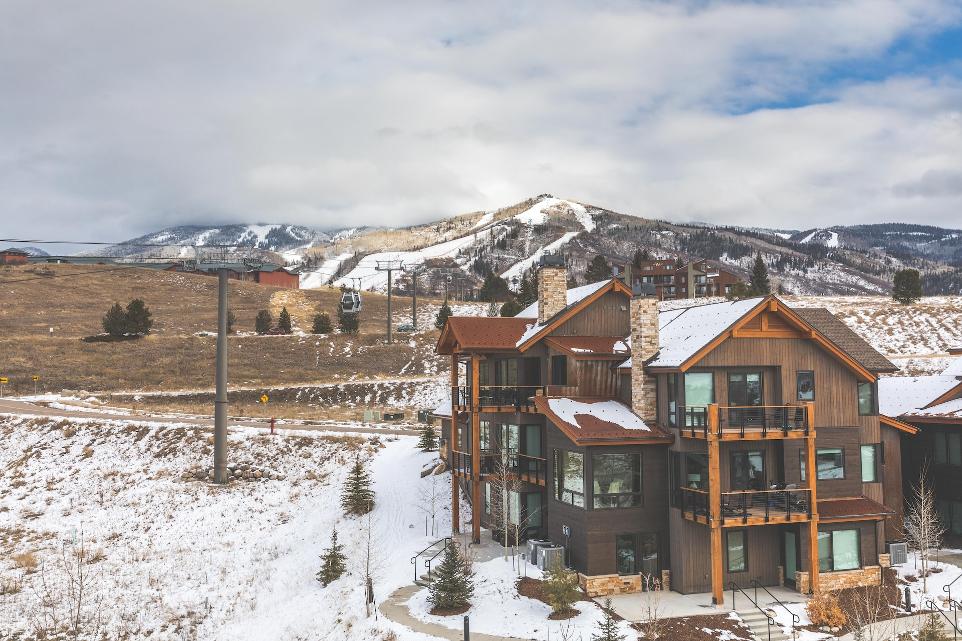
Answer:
[{"xmin": 0, "ymin": 0, "xmax": 961, "ymax": 241}]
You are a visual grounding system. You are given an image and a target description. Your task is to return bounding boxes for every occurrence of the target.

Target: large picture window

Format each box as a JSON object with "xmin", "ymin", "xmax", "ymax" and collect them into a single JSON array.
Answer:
[
  {"xmin": 731, "ymin": 451, "xmax": 765, "ymax": 491},
  {"xmin": 592, "ymin": 453, "xmax": 642, "ymax": 508},
  {"xmin": 818, "ymin": 529, "xmax": 861, "ymax": 572},
  {"xmin": 801, "ymin": 448, "xmax": 845, "ymax": 480},
  {"xmin": 860, "ymin": 444, "xmax": 879, "ymax": 482},
  {"xmin": 554, "ymin": 449, "xmax": 585, "ymax": 508},
  {"xmin": 934, "ymin": 432, "xmax": 962, "ymax": 466},
  {"xmin": 726, "ymin": 530, "xmax": 747, "ymax": 573},
  {"xmin": 684, "ymin": 372, "xmax": 714, "ymax": 427},
  {"xmin": 797, "ymin": 371, "xmax": 815, "ymax": 401},
  {"xmin": 857, "ymin": 382, "xmax": 875, "ymax": 416}
]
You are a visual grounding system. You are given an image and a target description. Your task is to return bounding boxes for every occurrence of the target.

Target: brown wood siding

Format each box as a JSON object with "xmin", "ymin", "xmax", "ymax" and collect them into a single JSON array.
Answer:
[
  {"xmin": 554, "ymin": 290, "xmax": 630, "ymax": 337},
  {"xmin": 880, "ymin": 424, "xmax": 904, "ymax": 540},
  {"xmin": 573, "ymin": 360, "xmax": 620, "ymax": 397},
  {"xmin": 784, "ymin": 428, "xmax": 863, "ymax": 499}
]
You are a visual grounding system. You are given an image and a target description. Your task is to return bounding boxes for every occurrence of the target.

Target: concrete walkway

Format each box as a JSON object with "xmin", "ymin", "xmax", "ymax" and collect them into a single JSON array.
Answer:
[
  {"xmin": 601, "ymin": 585, "xmax": 808, "ymax": 621},
  {"xmin": 380, "ymin": 585, "xmax": 531, "ymax": 641}
]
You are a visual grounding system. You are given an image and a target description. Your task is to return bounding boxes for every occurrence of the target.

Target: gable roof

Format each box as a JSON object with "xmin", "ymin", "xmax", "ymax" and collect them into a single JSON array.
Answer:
[
  {"xmin": 436, "ymin": 317, "xmax": 531, "ymax": 354},
  {"xmin": 878, "ymin": 375, "xmax": 962, "ymax": 417},
  {"xmin": 647, "ymin": 297, "xmax": 766, "ymax": 368},
  {"xmin": 516, "ymin": 280, "xmax": 611, "ymax": 319},
  {"xmin": 943, "ymin": 355, "xmax": 962, "ymax": 378},
  {"xmin": 906, "ymin": 397, "xmax": 962, "ymax": 420},
  {"xmin": 793, "ymin": 308, "xmax": 897, "ymax": 373},
  {"xmin": 543, "ymin": 336, "xmax": 630, "ymax": 359},
  {"xmin": 533, "ymin": 396, "xmax": 672, "ymax": 445}
]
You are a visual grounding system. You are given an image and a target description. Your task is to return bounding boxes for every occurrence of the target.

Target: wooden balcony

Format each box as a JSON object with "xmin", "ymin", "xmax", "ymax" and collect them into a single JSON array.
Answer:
[
  {"xmin": 679, "ymin": 403, "xmax": 813, "ymax": 440},
  {"xmin": 449, "ymin": 449, "xmax": 547, "ymax": 487},
  {"xmin": 679, "ymin": 486, "xmax": 813, "ymax": 527},
  {"xmin": 451, "ymin": 385, "xmax": 545, "ymax": 413}
]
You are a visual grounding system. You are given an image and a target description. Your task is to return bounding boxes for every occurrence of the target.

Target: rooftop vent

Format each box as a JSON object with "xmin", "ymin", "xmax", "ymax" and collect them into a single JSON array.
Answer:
[{"xmin": 538, "ymin": 252, "xmax": 565, "ymax": 268}]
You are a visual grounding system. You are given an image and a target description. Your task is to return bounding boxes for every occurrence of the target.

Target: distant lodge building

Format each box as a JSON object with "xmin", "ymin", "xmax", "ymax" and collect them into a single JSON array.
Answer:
[
  {"xmin": 629, "ymin": 259, "xmax": 743, "ymax": 300},
  {"xmin": 24, "ymin": 255, "xmax": 300, "ymax": 289},
  {"xmin": 0, "ymin": 248, "xmax": 30, "ymax": 265}
]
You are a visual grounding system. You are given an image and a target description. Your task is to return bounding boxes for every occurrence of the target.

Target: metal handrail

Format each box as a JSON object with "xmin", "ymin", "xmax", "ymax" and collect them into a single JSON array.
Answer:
[
  {"xmin": 721, "ymin": 488, "xmax": 812, "ymax": 524},
  {"xmin": 730, "ymin": 582, "xmax": 775, "ymax": 641},
  {"xmin": 423, "ymin": 538, "xmax": 453, "ymax": 580},
  {"xmin": 925, "ymin": 598, "xmax": 960, "ymax": 639},
  {"xmin": 410, "ymin": 537, "xmax": 451, "ymax": 582},
  {"xmin": 750, "ymin": 579, "xmax": 799, "ymax": 631},
  {"xmin": 946, "ymin": 572, "xmax": 962, "ymax": 602},
  {"xmin": 679, "ymin": 404, "xmax": 808, "ymax": 438}
]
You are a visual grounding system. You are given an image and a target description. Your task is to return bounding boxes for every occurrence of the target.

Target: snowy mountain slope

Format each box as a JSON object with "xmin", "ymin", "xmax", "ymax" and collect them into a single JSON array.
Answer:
[{"xmin": 89, "ymin": 224, "xmax": 331, "ymax": 259}]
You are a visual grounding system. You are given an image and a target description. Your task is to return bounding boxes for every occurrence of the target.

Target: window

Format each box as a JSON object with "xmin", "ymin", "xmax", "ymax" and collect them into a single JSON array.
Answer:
[
  {"xmin": 616, "ymin": 535, "xmax": 636, "ymax": 575},
  {"xmin": 819, "ymin": 529, "xmax": 861, "ymax": 572},
  {"xmin": 952, "ymin": 433, "xmax": 962, "ymax": 467},
  {"xmin": 480, "ymin": 421, "xmax": 492, "ymax": 451},
  {"xmin": 857, "ymin": 382, "xmax": 875, "ymax": 416},
  {"xmin": 484, "ymin": 483, "xmax": 491, "ymax": 514},
  {"xmin": 797, "ymin": 371, "xmax": 815, "ymax": 401},
  {"xmin": 615, "ymin": 533, "xmax": 660, "ymax": 577},
  {"xmin": 685, "ymin": 453, "xmax": 709, "ymax": 490},
  {"xmin": 667, "ymin": 375, "xmax": 678, "ymax": 427},
  {"xmin": 728, "ymin": 372, "xmax": 763, "ymax": 407},
  {"xmin": 508, "ymin": 490, "xmax": 521, "ymax": 525},
  {"xmin": 726, "ymin": 531, "xmax": 747, "ymax": 573},
  {"xmin": 935, "ymin": 432, "xmax": 947, "ymax": 464},
  {"xmin": 496, "ymin": 359, "xmax": 518, "ymax": 386},
  {"xmin": 731, "ymin": 451, "xmax": 765, "ymax": 490},
  {"xmin": 592, "ymin": 453, "xmax": 642, "ymax": 508},
  {"xmin": 554, "ymin": 449, "xmax": 585, "ymax": 508},
  {"xmin": 801, "ymin": 448, "xmax": 846, "ymax": 480},
  {"xmin": 932, "ymin": 432, "xmax": 962, "ymax": 466},
  {"xmin": 551, "ymin": 355, "xmax": 568, "ymax": 386},
  {"xmin": 861, "ymin": 445, "xmax": 879, "ymax": 482},
  {"xmin": 684, "ymin": 372, "xmax": 714, "ymax": 427}
]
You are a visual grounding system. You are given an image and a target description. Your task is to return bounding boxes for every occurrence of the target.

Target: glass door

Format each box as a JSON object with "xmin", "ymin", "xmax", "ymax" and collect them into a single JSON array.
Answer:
[
  {"xmin": 784, "ymin": 529, "xmax": 798, "ymax": 588},
  {"xmin": 728, "ymin": 371, "xmax": 763, "ymax": 425}
]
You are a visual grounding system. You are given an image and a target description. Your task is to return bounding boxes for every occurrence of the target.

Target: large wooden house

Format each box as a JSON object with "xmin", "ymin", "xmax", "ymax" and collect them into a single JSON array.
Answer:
[{"xmin": 435, "ymin": 256, "xmax": 905, "ymax": 604}]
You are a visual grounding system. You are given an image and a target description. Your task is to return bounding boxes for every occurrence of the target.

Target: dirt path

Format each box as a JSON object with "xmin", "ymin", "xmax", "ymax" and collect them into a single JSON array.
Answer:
[{"xmin": 0, "ymin": 398, "xmax": 419, "ymax": 436}]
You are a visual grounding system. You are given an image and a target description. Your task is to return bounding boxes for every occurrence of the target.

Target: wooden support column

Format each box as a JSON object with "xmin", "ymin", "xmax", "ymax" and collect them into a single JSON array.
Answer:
[
  {"xmin": 450, "ymin": 354, "xmax": 460, "ymax": 534},
  {"xmin": 805, "ymin": 401, "xmax": 819, "ymax": 594},
  {"xmin": 707, "ymin": 403, "xmax": 724, "ymax": 605},
  {"xmin": 471, "ymin": 354, "xmax": 481, "ymax": 544}
]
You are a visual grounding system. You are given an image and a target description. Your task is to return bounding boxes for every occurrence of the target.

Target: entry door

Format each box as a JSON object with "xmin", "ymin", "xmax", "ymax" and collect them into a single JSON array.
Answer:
[{"xmin": 784, "ymin": 530, "xmax": 798, "ymax": 587}]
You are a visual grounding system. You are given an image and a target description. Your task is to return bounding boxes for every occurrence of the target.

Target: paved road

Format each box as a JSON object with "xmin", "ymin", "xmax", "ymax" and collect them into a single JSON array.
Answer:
[{"xmin": 0, "ymin": 398, "xmax": 420, "ymax": 437}]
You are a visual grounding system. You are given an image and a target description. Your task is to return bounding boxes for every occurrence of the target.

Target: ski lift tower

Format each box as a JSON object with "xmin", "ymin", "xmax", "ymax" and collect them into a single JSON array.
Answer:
[{"xmin": 376, "ymin": 260, "xmax": 404, "ymax": 344}]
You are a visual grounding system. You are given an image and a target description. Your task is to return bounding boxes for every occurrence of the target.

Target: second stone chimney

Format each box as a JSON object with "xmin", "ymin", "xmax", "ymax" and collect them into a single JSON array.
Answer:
[
  {"xmin": 537, "ymin": 253, "xmax": 568, "ymax": 324},
  {"xmin": 630, "ymin": 283, "xmax": 659, "ymax": 421}
]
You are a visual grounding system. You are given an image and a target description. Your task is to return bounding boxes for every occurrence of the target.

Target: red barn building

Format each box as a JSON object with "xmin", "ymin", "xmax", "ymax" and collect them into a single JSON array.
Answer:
[{"xmin": 0, "ymin": 249, "xmax": 29, "ymax": 265}]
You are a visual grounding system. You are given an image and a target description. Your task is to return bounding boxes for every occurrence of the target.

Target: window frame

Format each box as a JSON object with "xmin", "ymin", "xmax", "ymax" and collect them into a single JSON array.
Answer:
[
  {"xmin": 730, "ymin": 450, "xmax": 766, "ymax": 491},
  {"xmin": 857, "ymin": 382, "xmax": 876, "ymax": 416},
  {"xmin": 554, "ymin": 449, "xmax": 585, "ymax": 508},
  {"xmin": 591, "ymin": 452, "xmax": 643, "ymax": 509},
  {"xmin": 860, "ymin": 444, "xmax": 880, "ymax": 483},
  {"xmin": 818, "ymin": 528, "xmax": 862, "ymax": 572},
  {"xmin": 550, "ymin": 355, "xmax": 568, "ymax": 387},
  {"xmin": 800, "ymin": 447, "xmax": 847, "ymax": 481},
  {"xmin": 796, "ymin": 370, "xmax": 815, "ymax": 401},
  {"xmin": 726, "ymin": 530, "xmax": 748, "ymax": 573}
]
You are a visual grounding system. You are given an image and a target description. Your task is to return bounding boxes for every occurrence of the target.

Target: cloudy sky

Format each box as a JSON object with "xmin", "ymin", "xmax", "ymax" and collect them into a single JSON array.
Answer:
[{"xmin": 2, "ymin": 0, "xmax": 962, "ymax": 242}]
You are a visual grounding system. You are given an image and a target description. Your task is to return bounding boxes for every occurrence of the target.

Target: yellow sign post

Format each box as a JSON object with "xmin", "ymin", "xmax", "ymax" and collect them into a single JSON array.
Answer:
[
  {"xmin": 260, "ymin": 394, "xmax": 269, "ymax": 404},
  {"xmin": 32, "ymin": 375, "xmax": 40, "ymax": 394},
  {"xmin": 0, "ymin": 377, "xmax": 7, "ymax": 398}
]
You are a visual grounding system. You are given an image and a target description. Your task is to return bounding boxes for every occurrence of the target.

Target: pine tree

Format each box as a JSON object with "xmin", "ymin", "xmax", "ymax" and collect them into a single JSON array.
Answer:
[
  {"xmin": 255, "ymin": 310, "xmax": 273, "ymax": 334},
  {"xmin": 125, "ymin": 298, "xmax": 153, "ymax": 335},
  {"xmin": 417, "ymin": 423, "xmax": 438, "ymax": 451},
  {"xmin": 277, "ymin": 306, "xmax": 293, "ymax": 334},
  {"xmin": 226, "ymin": 308, "xmax": 237, "ymax": 334},
  {"xmin": 427, "ymin": 544, "xmax": 474, "ymax": 612},
  {"xmin": 316, "ymin": 526, "xmax": 347, "ymax": 586},
  {"xmin": 585, "ymin": 255, "xmax": 612, "ymax": 283},
  {"xmin": 893, "ymin": 268, "xmax": 923, "ymax": 305},
  {"xmin": 341, "ymin": 458, "xmax": 375, "ymax": 516},
  {"xmin": 592, "ymin": 598, "xmax": 626, "ymax": 641},
  {"xmin": 516, "ymin": 274, "xmax": 537, "ymax": 309},
  {"xmin": 542, "ymin": 559, "xmax": 580, "ymax": 616},
  {"xmin": 312, "ymin": 312, "xmax": 333, "ymax": 334},
  {"xmin": 749, "ymin": 254, "xmax": 771, "ymax": 295},
  {"xmin": 632, "ymin": 248, "xmax": 653, "ymax": 269},
  {"xmin": 102, "ymin": 302, "xmax": 128, "ymax": 337},
  {"xmin": 499, "ymin": 299, "xmax": 522, "ymax": 317},
  {"xmin": 337, "ymin": 307, "xmax": 360, "ymax": 334},
  {"xmin": 919, "ymin": 612, "xmax": 948, "ymax": 641},
  {"xmin": 435, "ymin": 299, "xmax": 452, "ymax": 330}
]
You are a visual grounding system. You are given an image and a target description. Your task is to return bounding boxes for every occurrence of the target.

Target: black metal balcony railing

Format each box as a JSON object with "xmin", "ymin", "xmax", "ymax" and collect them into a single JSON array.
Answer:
[
  {"xmin": 680, "ymin": 486, "xmax": 710, "ymax": 519},
  {"xmin": 451, "ymin": 449, "xmax": 547, "ymax": 486},
  {"xmin": 453, "ymin": 385, "xmax": 545, "ymax": 408},
  {"xmin": 721, "ymin": 487, "xmax": 812, "ymax": 524},
  {"xmin": 680, "ymin": 405, "xmax": 809, "ymax": 438}
]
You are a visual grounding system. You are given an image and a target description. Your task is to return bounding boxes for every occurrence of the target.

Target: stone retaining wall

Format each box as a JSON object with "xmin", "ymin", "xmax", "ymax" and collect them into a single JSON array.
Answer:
[{"xmin": 796, "ymin": 566, "xmax": 882, "ymax": 594}]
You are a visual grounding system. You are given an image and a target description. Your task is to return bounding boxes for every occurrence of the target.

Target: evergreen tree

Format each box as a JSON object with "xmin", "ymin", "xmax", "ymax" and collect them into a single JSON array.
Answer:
[
  {"xmin": 427, "ymin": 544, "xmax": 474, "ymax": 612},
  {"xmin": 226, "ymin": 308, "xmax": 236, "ymax": 334},
  {"xmin": 435, "ymin": 299, "xmax": 452, "ymax": 330},
  {"xmin": 417, "ymin": 423, "xmax": 438, "ymax": 451},
  {"xmin": 592, "ymin": 598, "xmax": 626, "ymax": 641},
  {"xmin": 277, "ymin": 306, "xmax": 293, "ymax": 334},
  {"xmin": 499, "ymin": 299, "xmax": 522, "ymax": 317},
  {"xmin": 919, "ymin": 612, "xmax": 948, "ymax": 641},
  {"xmin": 337, "ymin": 307, "xmax": 360, "ymax": 334},
  {"xmin": 478, "ymin": 273, "xmax": 512, "ymax": 302},
  {"xmin": 125, "ymin": 298, "xmax": 153, "ymax": 335},
  {"xmin": 749, "ymin": 254, "xmax": 771, "ymax": 295},
  {"xmin": 102, "ymin": 302, "xmax": 128, "ymax": 337},
  {"xmin": 341, "ymin": 458, "xmax": 375, "ymax": 515},
  {"xmin": 585, "ymin": 255, "xmax": 612, "ymax": 283},
  {"xmin": 542, "ymin": 559, "xmax": 580, "ymax": 616},
  {"xmin": 516, "ymin": 275, "xmax": 537, "ymax": 309},
  {"xmin": 255, "ymin": 310, "xmax": 273, "ymax": 334},
  {"xmin": 312, "ymin": 312, "xmax": 333, "ymax": 334},
  {"xmin": 316, "ymin": 526, "xmax": 347, "ymax": 586},
  {"xmin": 632, "ymin": 248, "xmax": 653, "ymax": 269},
  {"xmin": 893, "ymin": 268, "xmax": 923, "ymax": 305}
]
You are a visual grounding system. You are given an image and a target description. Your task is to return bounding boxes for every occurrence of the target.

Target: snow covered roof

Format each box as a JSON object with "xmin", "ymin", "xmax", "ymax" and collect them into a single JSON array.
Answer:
[
  {"xmin": 647, "ymin": 297, "xmax": 766, "ymax": 368},
  {"xmin": 431, "ymin": 395, "xmax": 452, "ymax": 418},
  {"xmin": 943, "ymin": 355, "xmax": 962, "ymax": 378},
  {"xmin": 533, "ymin": 396, "xmax": 671, "ymax": 444},
  {"xmin": 516, "ymin": 280, "xmax": 610, "ymax": 319},
  {"xmin": 907, "ymin": 397, "xmax": 962, "ymax": 420},
  {"xmin": 878, "ymin": 375, "xmax": 962, "ymax": 417},
  {"xmin": 543, "ymin": 336, "xmax": 629, "ymax": 358}
]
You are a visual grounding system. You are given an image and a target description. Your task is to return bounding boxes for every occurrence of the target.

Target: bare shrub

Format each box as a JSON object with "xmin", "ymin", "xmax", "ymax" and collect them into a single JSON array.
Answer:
[
  {"xmin": 807, "ymin": 592, "xmax": 847, "ymax": 629},
  {"xmin": 12, "ymin": 551, "xmax": 38, "ymax": 572},
  {"xmin": 28, "ymin": 534, "xmax": 104, "ymax": 638}
]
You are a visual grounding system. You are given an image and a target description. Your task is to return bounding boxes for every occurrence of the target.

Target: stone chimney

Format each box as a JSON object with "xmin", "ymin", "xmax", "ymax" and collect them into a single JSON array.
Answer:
[
  {"xmin": 630, "ymin": 283, "xmax": 659, "ymax": 421},
  {"xmin": 537, "ymin": 254, "xmax": 568, "ymax": 324}
]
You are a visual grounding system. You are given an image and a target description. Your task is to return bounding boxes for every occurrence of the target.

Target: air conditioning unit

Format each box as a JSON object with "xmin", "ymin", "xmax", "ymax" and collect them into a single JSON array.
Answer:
[
  {"xmin": 888, "ymin": 542, "xmax": 908, "ymax": 566},
  {"xmin": 539, "ymin": 546, "xmax": 566, "ymax": 572},
  {"xmin": 527, "ymin": 540, "xmax": 552, "ymax": 566}
]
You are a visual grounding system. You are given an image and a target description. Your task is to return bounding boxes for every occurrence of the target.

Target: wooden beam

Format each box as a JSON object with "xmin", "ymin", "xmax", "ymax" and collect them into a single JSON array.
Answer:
[
  {"xmin": 471, "ymin": 354, "xmax": 481, "ymax": 544},
  {"xmin": 711, "ymin": 527, "xmax": 724, "ymax": 606},
  {"xmin": 708, "ymin": 403, "xmax": 724, "ymax": 605},
  {"xmin": 805, "ymin": 401, "xmax": 819, "ymax": 594},
  {"xmin": 451, "ymin": 354, "xmax": 460, "ymax": 534}
]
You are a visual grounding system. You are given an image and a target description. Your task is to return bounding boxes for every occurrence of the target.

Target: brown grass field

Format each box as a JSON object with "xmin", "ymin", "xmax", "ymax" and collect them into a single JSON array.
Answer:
[{"xmin": 0, "ymin": 263, "xmax": 446, "ymax": 398}]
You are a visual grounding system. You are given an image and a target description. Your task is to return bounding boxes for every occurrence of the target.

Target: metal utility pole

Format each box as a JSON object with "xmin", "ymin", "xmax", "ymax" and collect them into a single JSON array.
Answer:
[
  {"xmin": 214, "ymin": 268, "xmax": 229, "ymax": 483},
  {"xmin": 409, "ymin": 264, "xmax": 423, "ymax": 330},
  {"xmin": 375, "ymin": 260, "xmax": 403, "ymax": 344}
]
